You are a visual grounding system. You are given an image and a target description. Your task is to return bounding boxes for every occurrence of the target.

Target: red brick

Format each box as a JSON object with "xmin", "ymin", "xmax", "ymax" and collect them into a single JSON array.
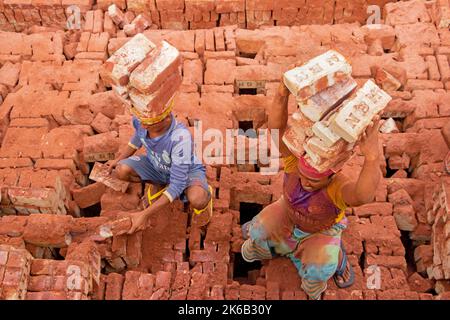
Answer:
[
  {"xmin": 405, "ymin": 79, "xmax": 444, "ymax": 91},
  {"xmin": 130, "ymin": 71, "xmax": 182, "ymax": 118},
  {"xmin": 155, "ymin": 0, "xmax": 184, "ymax": 10},
  {"xmin": 25, "ymin": 291, "xmax": 69, "ymax": 300},
  {"xmin": 437, "ymin": 55, "xmax": 450, "ymax": 82},
  {"xmin": 91, "ymin": 112, "xmax": 112, "ymax": 134},
  {"xmin": 107, "ymin": 3, "xmax": 125, "ymax": 26},
  {"xmin": 92, "ymin": 274, "xmax": 107, "ymax": 300},
  {"xmin": 205, "ymin": 29, "xmax": 214, "ymax": 51},
  {"xmin": 83, "ymin": 131, "xmax": 119, "ymax": 162},
  {"xmin": 0, "ymin": 251, "xmax": 8, "ymax": 266},
  {"xmin": 72, "ymin": 182, "xmax": 106, "ymax": 209},
  {"xmin": 0, "ymin": 216, "xmax": 28, "ymax": 238},
  {"xmin": 66, "ymin": 240, "xmax": 101, "ymax": 285},
  {"xmin": 214, "ymin": 28, "xmax": 226, "ymax": 51},
  {"xmin": 123, "ymin": 231, "xmax": 142, "ymax": 267},
  {"xmin": 186, "ymin": 272, "xmax": 208, "ymax": 300},
  {"xmin": 182, "ymin": 58, "xmax": 203, "ymax": 88},
  {"xmin": 40, "ymin": 127, "xmax": 84, "ymax": 160},
  {"xmin": 388, "ymin": 189, "xmax": 413, "ymax": 206},
  {"xmin": 103, "ymin": 13, "xmax": 117, "ymax": 36},
  {"xmin": 0, "ymin": 62, "xmax": 20, "ymax": 88},
  {"xmin": 9, "ymin": 117, "xmax": 50, "ymax": 129},
  {"xmin": 101, "ymin": 34, "xmax": 156, "ymax": 87},
  {"xmin": 0, "ymin": 158, "xmax": 33, "ymax": 169},
  {"xmin": 35, "ymin": 159, "xmax": 77, "ymax": 174},
  {"xmin": 129, "ymin": 41, "xmax": 181, "ymax": 95},
  {"xmin": 98, "ymin": 216, "xmax": 132, "ymax": 239},
  {"xmin": 153, "ymin": 270, "xmax": 171, "ymax": 289},
  {"xmin": 388, "ymin": 154, "xmax": 410, "ymax": 170},
  {"xmin": 7, "ymin": 187, "xmax": 60, "ymax": 211},
  {"xmin": 365, "ymin": 254, "xmax": 407, "ymax": 271},
  {"xmin": 353, "ymin": 202, "xmax": 393, "ymax": 217},
  {"xmin": 88, "ymin": 91, "xmax": 126, "ymax": 119},
  {"xmin": 216, "ymin": 0, "xmax": 245, "ymax": 13},
  {"xmin": 408, "ymin": 272, "xmax": 434, "ymax": 293},
  {"xmin": 93, "ymin": 9, "xmax": 104, "ymax": 33},
  {"xmin": 63, "ymin": 100, "xmax": 95, "ymax": 125},
  {"xmin": 111, "ymin": 234, "xmax": 127, "ymax": 257},
  {"xmin": 23, "ymin": 214, "xmax": 73, "ymax": 248},
  {"xmin": 204, "ymin": 59, "xmax": 236, "ymax": 85},
  {"xmin": 425, "ymin": 55, "xmax": 441, "ymax": 81},
  {"xmin": 185, "ymin": 0, "xmax": 215, "ymax": 12},
  {"xmin": 246, "ymin": 0, "xmax": 274, "ymax": 11},
  {"xmin": 378, "ymin": 289, "xmax": 420, "ymax": 300},
  {"xmin": 27, "ymin": 275, "xmax": 66, "ymax": 292},
  {"xmin": 0, "ymin": 127, "xmax": 48, "ymax": 160},
  {"xmin": 105, "ymin": 272, "xmax": 124, "ymax": 300},
  {"xmin": 122, "ymin": 271, "xmax": 149, "ymax": 300},
  {"xmin": 194, "ymin": 29, "xmax": 205, "ymax": 55},
  {"xmin": 203, "ymin": 50, "xmax": 235, "ymax": 61},
  {"xmin": 87, "ymin": 32, "xmax": 109, "ymax": 53},
  {"xmin": 92, "ymin": 163, "xmax": 130, "ymax": 193}
]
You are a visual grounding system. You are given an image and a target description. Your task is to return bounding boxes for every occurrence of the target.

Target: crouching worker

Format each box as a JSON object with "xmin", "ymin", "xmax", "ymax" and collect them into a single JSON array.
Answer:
[
  {"xmin": 241, "ymin": 81, "xmax": 382, "ymax": 300},
  {"xmin": 106, "ymin": 96, "xmax": 213, "ymax": 234}
]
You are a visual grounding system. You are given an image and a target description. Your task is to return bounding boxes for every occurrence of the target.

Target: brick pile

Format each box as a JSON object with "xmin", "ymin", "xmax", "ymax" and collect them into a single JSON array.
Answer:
[
  {"xmin": 101, "ymin": 33, "xmax": 182, "ymax": 120},
  {"xmin": 0, "ymin": 0, "xmax": 449, "ymax": 300},
  {"xmin": 6, "ymin": 0, "xmax": 450, "ymax": 32},
  {"xmin": 426, "ymin": 177, "xmax": 450, "ymax": 298},
  {"xmin": 282, "ymin": 50, "xmax": 391, "ymax": 173},
  {"xmin": 1, "ymin": 1, "xmax": 449, "ymax": 32}
]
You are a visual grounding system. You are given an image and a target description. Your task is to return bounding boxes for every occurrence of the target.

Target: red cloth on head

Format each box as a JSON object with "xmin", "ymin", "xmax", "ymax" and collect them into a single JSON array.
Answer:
[{"xmin": 297, "ymin": 157, "xmax": 334, "ymax": 180}]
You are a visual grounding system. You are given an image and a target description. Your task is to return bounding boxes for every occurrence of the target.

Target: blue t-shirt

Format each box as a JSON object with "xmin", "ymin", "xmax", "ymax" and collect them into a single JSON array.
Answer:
[{"xmin": 128, "ymin": 114, "xmax": 205, "ymax": 201}]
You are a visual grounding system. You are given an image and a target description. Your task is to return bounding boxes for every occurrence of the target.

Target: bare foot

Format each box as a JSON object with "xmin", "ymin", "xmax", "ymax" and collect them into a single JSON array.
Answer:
[
  {"xmin": 140, "ymin": 184, "xmax": 166, "ymax": 209},
  {"xmin": 335, "ymin": 251, "xmax": 353, "ymax": 287}
]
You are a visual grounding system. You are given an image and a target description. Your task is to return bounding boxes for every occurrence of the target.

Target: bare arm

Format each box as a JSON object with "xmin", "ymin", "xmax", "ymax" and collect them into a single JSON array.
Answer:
[
  {"xmin": 341, "ymin": 117, "xmax": 382, "ymax": 207},
  {"xmin": 106, "ymin": 144, "xmax": 137, "ymax": 173},
  {"xmin": 341, "ymin": 158, "xmax": 381, "ymax": 207},
  {"xmin": 128, "ymin": 193, "xmax": 170, "ymax": 234},
  {"xmin": 269, "ymin": 80, "xmax": 293, "ymax": 158}
]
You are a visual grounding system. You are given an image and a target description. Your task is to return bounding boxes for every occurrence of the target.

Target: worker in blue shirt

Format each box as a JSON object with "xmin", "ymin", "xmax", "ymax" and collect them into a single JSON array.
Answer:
[{"xmin": 107, "ymin": 97, "xmax": 212, "ymax": 233}]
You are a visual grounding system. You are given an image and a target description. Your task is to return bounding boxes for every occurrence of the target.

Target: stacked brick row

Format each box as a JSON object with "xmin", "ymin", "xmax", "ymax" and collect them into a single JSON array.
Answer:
[
  {"xmin": 1, "ymin": 0, "xmax": 448, "ymax": 33},
  {"xmin": 0, "ymin": 0, "xmax": 95, "ymax": 32},
  {"xmin": 0, "ymin": 0, "xmax": 405, "ymax": 32},
  {"xmin": 0, "ymin": 0, "xmax": 449, "ymax": 300},
  {"xmin": 427, "ymin": 178, "xmax": 450, "ymax": 285}
]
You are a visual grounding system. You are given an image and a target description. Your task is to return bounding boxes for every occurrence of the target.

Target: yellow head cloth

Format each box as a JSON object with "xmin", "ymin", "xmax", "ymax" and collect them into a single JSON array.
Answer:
[{"xmin": 130, "ymin": 94, "xmax": 177, "ymax": 125}]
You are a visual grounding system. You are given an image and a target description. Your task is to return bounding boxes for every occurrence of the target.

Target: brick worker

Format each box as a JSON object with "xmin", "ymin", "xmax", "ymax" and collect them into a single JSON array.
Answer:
[
  {"xmin": 241, "ymin": 80, "xmax": 382, "ymax": 300},
  {"xmin": 106, "ymin": 95, "xmax": 213, "ymax": 233}
]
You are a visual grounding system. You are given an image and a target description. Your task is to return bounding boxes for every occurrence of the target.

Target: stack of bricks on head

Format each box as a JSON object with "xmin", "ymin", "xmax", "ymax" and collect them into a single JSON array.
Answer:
[
  {"xmin": 0, "ymin": 0, "xmax": 450, "ymax": 301},
  {"xmin": 89, "ymin": 33, "xmax": 182, "ymax": 192},
  {"xmin": 282, "ymin": 50, "xmax": 392, "ymax": 173},
  {"xmin": 100, "ymin": 33, "xmax": 182, "ymax": 120}
]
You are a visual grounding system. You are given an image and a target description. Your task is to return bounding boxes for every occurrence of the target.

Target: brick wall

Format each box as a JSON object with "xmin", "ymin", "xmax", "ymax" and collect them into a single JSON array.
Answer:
[
  {"xmin": 0, "ymin": 0, "xmax": 408, "ymax": 32},
  {"xmin": 0, "ymin": 0, "xmax": 450, "ymax": 300}
]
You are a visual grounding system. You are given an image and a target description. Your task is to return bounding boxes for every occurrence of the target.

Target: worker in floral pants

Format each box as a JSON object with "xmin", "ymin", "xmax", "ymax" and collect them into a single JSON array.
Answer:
[{"xmin": 241, "ymin": 80, "xmax": 382, "ymax": 300}]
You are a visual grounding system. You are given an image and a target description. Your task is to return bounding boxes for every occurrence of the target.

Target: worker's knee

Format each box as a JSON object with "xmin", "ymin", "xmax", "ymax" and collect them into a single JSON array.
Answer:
[
  {"xmin": 293, "ymin": 257, "xmax": 338, "ymax": 282},
  {"xmin": 187, "ymin": 186, "xmax": 210, "ymax": 209},
  {"xmin": 247, "ymin": 218, "xmax": 268, "ymax": 242},
  {"xmin": 115, "ymin": 164, "xmax": 135, "ymax": 181},
  {"xmin": 305, "ymin": 263, "xmax": 338, "ymax": 282}
]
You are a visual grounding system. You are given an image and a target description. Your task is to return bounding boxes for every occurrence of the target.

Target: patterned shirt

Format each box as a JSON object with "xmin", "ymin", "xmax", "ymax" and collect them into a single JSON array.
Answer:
[{"xmin": 129, "ymin": 114, "xmax": 205, "ymax": 202}]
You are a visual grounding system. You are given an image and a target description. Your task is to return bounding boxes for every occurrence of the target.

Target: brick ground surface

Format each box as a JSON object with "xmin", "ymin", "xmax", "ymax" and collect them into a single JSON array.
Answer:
[{"xmin": 0, "ymin": 0, "xmax": 449, "ymax": 300}]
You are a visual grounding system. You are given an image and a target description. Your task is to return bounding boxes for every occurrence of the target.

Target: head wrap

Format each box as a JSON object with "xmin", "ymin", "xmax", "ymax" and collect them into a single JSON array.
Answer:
[
  {"xmin": 130, "ymin": 94, "xmax": 176, "ymax": 125},
  {"xmin": 297, "ymin": 156, "xmax": 334, "ymax": 180}
]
